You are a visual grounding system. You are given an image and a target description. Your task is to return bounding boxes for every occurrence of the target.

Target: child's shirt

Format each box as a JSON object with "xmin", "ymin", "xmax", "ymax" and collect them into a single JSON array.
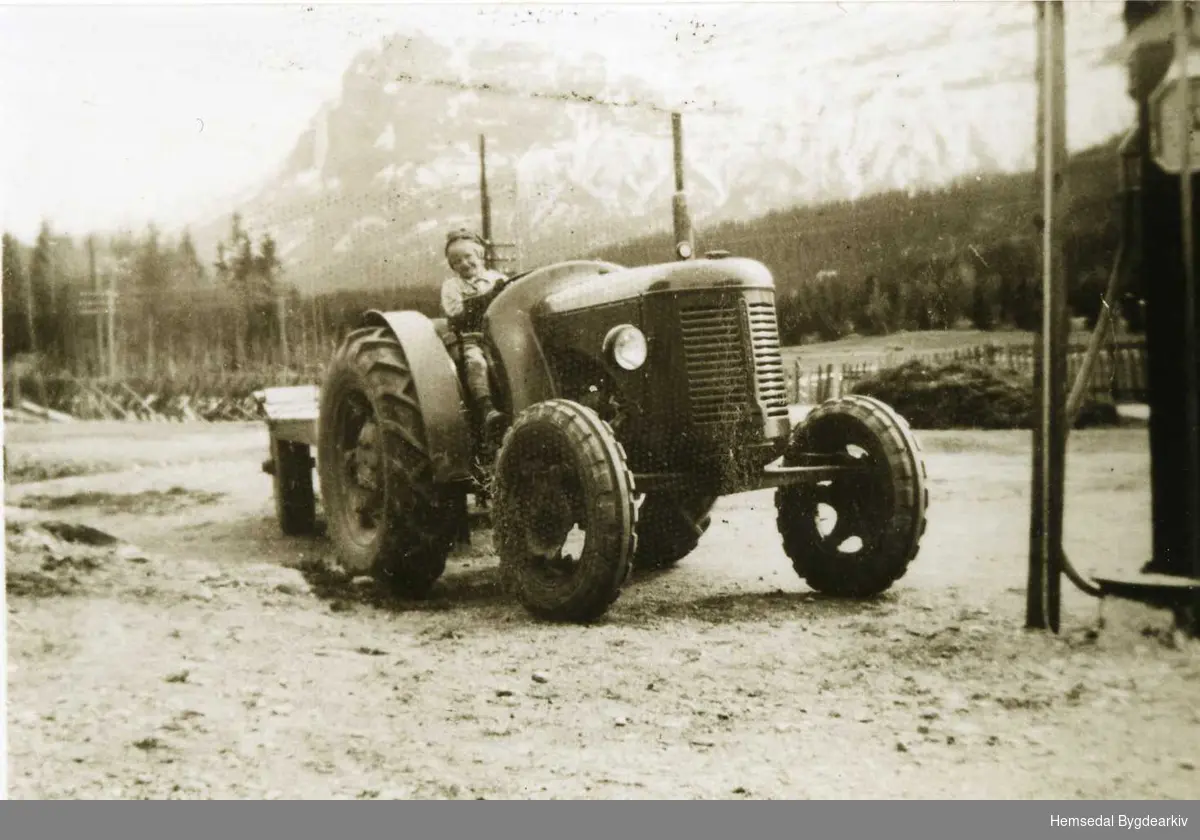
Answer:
[{"xmin": 440, "ymin": 269, "xmax": 506, "ymax": 329}]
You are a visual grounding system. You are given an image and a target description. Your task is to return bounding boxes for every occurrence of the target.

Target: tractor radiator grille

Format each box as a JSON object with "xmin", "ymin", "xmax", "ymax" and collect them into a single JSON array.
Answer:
[
  {"xmin": 680, "ymin": 304, "xmax": 750, "ymax": 425},
  {"xmin": 746, "ymin": 300, "xmax": 790, "ymax": 419}
]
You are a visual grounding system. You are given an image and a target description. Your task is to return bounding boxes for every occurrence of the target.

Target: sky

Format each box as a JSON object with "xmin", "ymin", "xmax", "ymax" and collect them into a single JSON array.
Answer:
[
  {"xmin": 0, "ymin": 0, "xmax": 1134, "ymax": 243},
  {"xmin": 2, "ymin": 2, "xmax": 424, "ymax": 240}
]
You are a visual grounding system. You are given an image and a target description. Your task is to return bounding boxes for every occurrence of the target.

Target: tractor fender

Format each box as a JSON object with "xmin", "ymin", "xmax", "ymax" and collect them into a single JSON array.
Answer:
[{"xmin": 359, "ymin": 309, "xmax": 472, "ymax": 484}]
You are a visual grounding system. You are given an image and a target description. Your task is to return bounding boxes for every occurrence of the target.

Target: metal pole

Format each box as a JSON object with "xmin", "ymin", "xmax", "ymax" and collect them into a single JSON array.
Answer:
[
  {"xmin": 672, "ymin": 112, "xmax": 685, "ymax": 193},
  {"xmin": 1027, "ymin": 0, "xmax": 1068, "ymax": 632},
  {"xmin": 1028, "ymin": 0, "xmax": 1049, "ymax": 629},
  {"xmin": 1173, "ymin": 0, "xmax": 1200, "ymax": 578},
  {"xmin": 671, "ymin": 112, "xmax": 694, "ymax": 259},
  {"xmin": 1048, "ymin": 0, "xmax": 1069, "ymax": 632},
  {"xmin": 479, "ymin": 133, "xmax": 494, "ymax": 268}
]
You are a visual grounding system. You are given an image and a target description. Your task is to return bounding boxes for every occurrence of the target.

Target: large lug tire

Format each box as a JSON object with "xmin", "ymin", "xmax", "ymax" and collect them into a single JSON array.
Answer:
[
  {"xmin": 774, "ymin": 394, "xmax": 928, "ymax": 598},
  {"xmin": 632, "ymin": 491, "xmax": 717, "ymax": 570},
  {"xmin": 492, "ymin": 399, "xmax": 638, "ymax": 623},
  {"xmin": 272, "ymin": 438, "xmax": 317, "ymax": 536},
  {"xmin": 316, "ymin": 325, "xmax": 458, "ymax": 597}
]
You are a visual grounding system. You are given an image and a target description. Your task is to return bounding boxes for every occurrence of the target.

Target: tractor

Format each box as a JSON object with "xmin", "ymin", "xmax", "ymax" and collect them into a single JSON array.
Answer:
[{"xmin": 256, "ymin": 250, "xmax": 929, "ymax": 623}]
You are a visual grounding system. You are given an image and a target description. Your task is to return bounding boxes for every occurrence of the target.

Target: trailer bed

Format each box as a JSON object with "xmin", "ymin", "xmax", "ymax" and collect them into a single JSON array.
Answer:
[{"xmin": 253, "ymin": 385, "xmax": 320, "ymax": 447}]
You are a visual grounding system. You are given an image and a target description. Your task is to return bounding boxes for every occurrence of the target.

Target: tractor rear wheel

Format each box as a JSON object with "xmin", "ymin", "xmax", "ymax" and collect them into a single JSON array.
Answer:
[
  {"xmin": 492, "ymin": 399, "xmax": 638, "ymax": 623},
  {"xmin": 633, "ymin": 491, "xmax": 716, "ymax": 570},
  {"xmin": 774, "ymin": 394, "xmax": 928, "ymax": 598},
  {"xmin": 316, "ymin": 325, "xmax": 457, "ymax": 597}
]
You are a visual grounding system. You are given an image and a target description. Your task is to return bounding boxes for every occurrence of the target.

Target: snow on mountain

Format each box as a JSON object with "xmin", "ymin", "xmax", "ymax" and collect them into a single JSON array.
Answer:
[{"xmin": 189, "ymin": 2, "xmax": 1134, "ymax": 296}]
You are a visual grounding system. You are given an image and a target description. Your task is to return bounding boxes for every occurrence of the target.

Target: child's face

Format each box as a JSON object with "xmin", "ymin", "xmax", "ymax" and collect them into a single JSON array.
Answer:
[{"xmin": 447, "ymin": 240, "xmax": 486, "ymax": 280}]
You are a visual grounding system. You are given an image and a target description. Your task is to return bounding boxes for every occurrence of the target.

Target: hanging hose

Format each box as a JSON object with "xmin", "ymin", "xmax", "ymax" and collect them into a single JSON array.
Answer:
[
  {"xmin": 1065, "ymin": 241, "xmax": 1128, "ymax": 427},
  {"xmin": 1054, "ymin": 142, "xmax": 1140, "ymax": 600},
  {"xmin": 1055, "ymin": 240, "xmax": 1130, "ymax": 599},
  {"xmin": 1059, "ymin": 267, "xmax": 1120, "ymax": 598},
  {"xmin": 1060, "ymin": 546, "xmax": 1107, "ymax": 597}
]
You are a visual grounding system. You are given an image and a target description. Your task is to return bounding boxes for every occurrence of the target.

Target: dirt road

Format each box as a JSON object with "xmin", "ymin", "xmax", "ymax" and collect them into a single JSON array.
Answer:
[{"xmin": 5, "ymin": 421, "xmax": 1198, "ymax": 799}]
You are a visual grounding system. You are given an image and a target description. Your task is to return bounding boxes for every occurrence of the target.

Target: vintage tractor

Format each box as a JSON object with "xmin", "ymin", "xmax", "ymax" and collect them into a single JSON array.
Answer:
[{"xmin": 256, "ymin": 252, "xmax": 929, "ymax": 623}]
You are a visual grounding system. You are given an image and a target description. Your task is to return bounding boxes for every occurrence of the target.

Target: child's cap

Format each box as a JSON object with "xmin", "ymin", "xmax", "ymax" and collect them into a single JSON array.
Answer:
[{"xmin": 444, "ymin": 228, "xmax": 485, "ymax": 256}]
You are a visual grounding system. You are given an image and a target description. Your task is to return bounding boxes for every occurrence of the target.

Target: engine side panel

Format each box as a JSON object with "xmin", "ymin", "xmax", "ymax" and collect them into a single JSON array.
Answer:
[{"xmin": 533, "ymin": 299, "xmax": 648, "ymax": 424}]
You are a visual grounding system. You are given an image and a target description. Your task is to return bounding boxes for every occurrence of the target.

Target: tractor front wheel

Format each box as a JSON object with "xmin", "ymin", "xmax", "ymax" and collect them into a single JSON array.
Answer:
[
  {"xmin": 774, "ymin": 394, "xmax": 928, "ymax": 598},
  {"xmin": 492, "ymin": 399, "xmax": 638, "ymax": 623},
  {"xmin": 316, "ymin": 326, "xmax": 458, "ymax": 597}
]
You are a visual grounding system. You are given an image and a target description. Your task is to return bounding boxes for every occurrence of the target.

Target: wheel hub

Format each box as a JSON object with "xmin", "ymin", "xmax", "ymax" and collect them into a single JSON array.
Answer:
[
  {"xmin": 806, "ymin": 439, "xmax": 886, "ymax": 555},
  {"xmin": 338, "ymin": 402, "xmax": 385, "ymax": 535},
  {"xmin": 510, "ymin": 462, "xmax": 585, "ymax": 571},
  {"xmin": 813, "ymin": 479, "xmax": 870, "ymax": 554},
  {"xmin": 351, "ymin": 420, "xmax": 381, "ymax": 491}
]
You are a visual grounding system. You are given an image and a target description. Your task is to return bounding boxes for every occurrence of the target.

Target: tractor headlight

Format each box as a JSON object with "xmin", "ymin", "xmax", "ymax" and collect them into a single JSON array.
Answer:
[{"xmin": 604, "ymin": 324, "xmax": 648, "ymax": 371}]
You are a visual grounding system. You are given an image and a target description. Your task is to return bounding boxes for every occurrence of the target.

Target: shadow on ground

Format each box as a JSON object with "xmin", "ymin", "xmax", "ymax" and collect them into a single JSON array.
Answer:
[
  {"xmin": 293, "ymin": 549, "xmax": 916, "ymax": 633},
  {"xmin": 297, "ymin": 561, "xmax": 509, "ymax": 616},
  {"xmin": 623, "ymin": 588, "xmax": 902, "ymax": 626}
]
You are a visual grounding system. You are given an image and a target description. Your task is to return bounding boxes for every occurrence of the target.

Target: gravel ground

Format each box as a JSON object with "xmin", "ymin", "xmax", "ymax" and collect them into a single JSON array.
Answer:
[{"xmin": 5, "ymin": 421, "xmax": 1198, "ymax": 799}]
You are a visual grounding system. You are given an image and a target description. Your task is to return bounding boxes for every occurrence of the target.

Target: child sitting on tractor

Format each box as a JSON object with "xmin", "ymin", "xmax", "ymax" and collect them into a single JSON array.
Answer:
[{"xmin": 440, "ymin": 228, "xmax": 507, "ymax": 446}]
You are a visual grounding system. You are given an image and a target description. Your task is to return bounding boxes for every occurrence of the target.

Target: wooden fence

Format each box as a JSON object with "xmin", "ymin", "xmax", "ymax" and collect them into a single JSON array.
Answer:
[
  {"xmin": 2, "ymin": 365, "xmax": 316, "ymax": 423},
  {"xmin": 7, "ymin": 338, "xmax": 1150, "ymax": 423},
  {"xmin": 786, "ymin": 340, "xmax": 1149, "ymax": 405}
]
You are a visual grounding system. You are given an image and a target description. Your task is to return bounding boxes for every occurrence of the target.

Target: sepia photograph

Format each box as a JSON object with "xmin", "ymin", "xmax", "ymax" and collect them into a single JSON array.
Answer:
[{"xmin": 2, "ymin": 0, "xmax": 1199, "ymax": 803}]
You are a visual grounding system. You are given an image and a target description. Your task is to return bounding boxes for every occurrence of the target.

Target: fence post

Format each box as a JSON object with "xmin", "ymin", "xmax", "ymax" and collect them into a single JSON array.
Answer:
[{"xmin": 1107, "ymin": 338, "xmax": 1117, "ymax": 401}]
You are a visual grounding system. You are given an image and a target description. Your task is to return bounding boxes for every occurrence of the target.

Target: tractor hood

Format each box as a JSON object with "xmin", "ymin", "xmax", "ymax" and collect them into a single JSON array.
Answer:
[
  {"xmin": 481, "ymin": 255, "xmax": 780, "ymax": 426},
  {"xmin": 532, "ymin": 256, "xmax": 775, "ymax": 317}
]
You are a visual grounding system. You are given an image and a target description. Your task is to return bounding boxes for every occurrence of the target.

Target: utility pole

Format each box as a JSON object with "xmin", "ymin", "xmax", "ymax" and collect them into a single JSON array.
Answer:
[
  {"xmin": 276, "ymin": 291, "xmax": 291, "ymax": 371},
  {"xmin": 1027, "ymin": 0, "xmax": 1068, "ymax": 632},
  {"xmin": 24, "ymin": 241, "xmax": 38, "ymax": 360},
  {"xmin": 88, "ymin": 236, "xmax": 102, "ymax": 377},
  {"xmin": 107, "ymin": 261, "xmax": 119, "ymax": 379}
]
